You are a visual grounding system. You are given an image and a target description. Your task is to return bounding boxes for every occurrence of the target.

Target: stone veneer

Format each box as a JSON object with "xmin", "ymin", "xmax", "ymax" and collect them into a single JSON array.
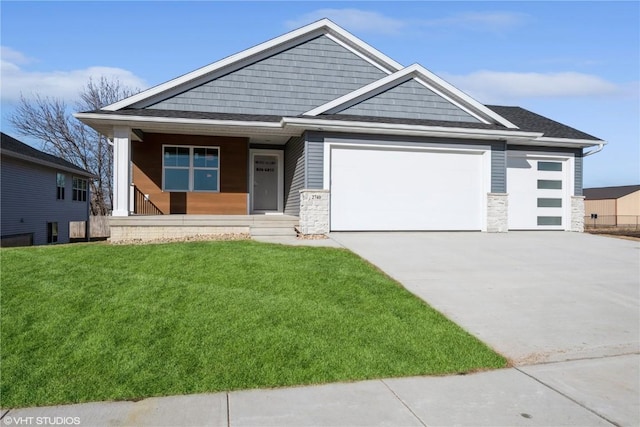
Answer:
[
  {"xmin": 487, "ymin": 193, "xmax": 509, "ymax": 233},
  {"xmin": 299, "ymin": 189, "xmax": 329, "ymax": 235},
  {"xmin": 110, "ymin": 225, "xmax": 249, "ymax": 243},
  {"xmin": 571, "ymin": 196, "xmax": 585, "ymax": 232}
]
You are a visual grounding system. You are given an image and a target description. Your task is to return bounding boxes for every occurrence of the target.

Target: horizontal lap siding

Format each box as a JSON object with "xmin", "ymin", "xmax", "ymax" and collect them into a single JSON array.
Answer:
[
  {"xmin": 1, "ymin": 158, "xmax": 88, "ymax": 244},
  {"xmin": 335, "ymin": 79, "xmax": 480, "ymax": 123},
  {"xmin": 132, "ymin": 134, "xmax": 248, "ymax": 214},
  {"xmin": 148, "ymin": 36, "xmax": 387, "ymax": 115},
  {"xmin": 305, "ymin": 133, "xmax": 324, "ymax": 189},
  {"xmin": 284, "ymin": 136, "xmax": 304, "ymax": 216},
  {"xmin": 491, "ymin": 142, "xmax": 507, "ymax": 193}
]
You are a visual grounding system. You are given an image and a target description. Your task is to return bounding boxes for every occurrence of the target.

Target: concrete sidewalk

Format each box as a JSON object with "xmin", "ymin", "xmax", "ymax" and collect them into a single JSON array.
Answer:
[{"xmin": 2, "ymin": 354, "xmax": 636, "ymax": 427}]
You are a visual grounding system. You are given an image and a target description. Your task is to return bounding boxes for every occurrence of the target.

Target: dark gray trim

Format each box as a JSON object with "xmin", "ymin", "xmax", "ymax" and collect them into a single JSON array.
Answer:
[{"xmin": 249, "ymin": 143, "xmax": 285, "ymax": 150}]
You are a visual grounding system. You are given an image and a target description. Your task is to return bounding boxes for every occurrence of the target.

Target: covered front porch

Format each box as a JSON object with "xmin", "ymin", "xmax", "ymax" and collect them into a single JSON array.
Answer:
[{"xmin": 109, "ymin": 214, "xmax": 299, "ymax": 242}]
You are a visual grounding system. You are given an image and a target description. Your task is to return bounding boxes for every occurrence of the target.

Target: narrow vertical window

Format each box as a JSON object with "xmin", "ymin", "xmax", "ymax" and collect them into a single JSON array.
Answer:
[
  {"xmin": 47, "ymin": 222, "xmax": 58, "ymax": 243},
  {"xmin": 72, "ymin": 177, "xmax": 88, "ymax": 202},
  {"xmin": 56, "ymin": 173, "xmax": 65, "ymax": 200}
]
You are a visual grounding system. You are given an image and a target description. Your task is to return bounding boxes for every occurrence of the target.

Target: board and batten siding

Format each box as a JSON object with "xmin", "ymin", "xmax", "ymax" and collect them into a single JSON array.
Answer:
[
  {"xmin": 335, "ymin": 79, "xmax": 480, "ymax": 123},
  {"xmin": 148, "ymin": 36, "xmax": 387, "ymax": 116},
  {"xmin": 1, "ymin": 157, "xmax": 89, "ymax": 245},
  {"xmin": 284, "ymin": 136, "xmax": 305, "ymax": 216}
]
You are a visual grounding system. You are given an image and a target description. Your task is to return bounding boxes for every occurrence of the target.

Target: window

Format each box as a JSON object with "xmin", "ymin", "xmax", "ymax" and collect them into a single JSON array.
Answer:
[
  {"xmin": 537, "ymin": 198, "xmax": 562, "ymax": 208},
  {"xmin": 72, "ymin": 177, "xmax": 88, "ymax": 202},
  {"xmin": 47, "ymin": 222, "xmax": 58, "ymax": 243},
  {"xmin": 537, "ymin": 180, "xmax": 562, "ymax": 190},
  {"xmin": 163, "ymin": 146, "xmax": 219, "ymax": 192},
  {"xmin": 537, "ymin": 216, "xmax": 562, "ymax": 226},
  {"xmin": 56, "ymin": 173, "xmax": 65, "ymax": 200},
  {"xmin": 538, "ymin": 161, "xmax": 563, "ymax": 171}
]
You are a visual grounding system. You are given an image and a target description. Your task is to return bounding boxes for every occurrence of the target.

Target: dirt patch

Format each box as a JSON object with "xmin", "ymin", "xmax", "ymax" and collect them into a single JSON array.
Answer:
[
  {"xmin": 110, "ymin": 233, "xmax": 251, "ymax": 245},
  {"xmin": 586, "ymin": 229, "xmax": 640, "ymax": 241}
]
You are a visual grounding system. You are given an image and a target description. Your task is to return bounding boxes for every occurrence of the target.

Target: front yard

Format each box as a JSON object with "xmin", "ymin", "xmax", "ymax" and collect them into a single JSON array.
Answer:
[{"xmin": 1, "ymin": 241, "xmax": 506, "ymax": 408}]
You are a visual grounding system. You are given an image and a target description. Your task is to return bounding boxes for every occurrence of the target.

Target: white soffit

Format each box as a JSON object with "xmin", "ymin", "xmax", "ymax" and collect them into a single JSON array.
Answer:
[{"xmin": 102, "ymin": 19, "xmax": 403, "ymax": 112}]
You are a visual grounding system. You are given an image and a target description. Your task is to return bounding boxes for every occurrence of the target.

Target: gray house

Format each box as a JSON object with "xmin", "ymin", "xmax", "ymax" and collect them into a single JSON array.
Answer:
[
  {"xmin": 76, "ymin": 19, "xmax": 604, "ymax": 240},
  {"xmin": 1, "ymin": 132, "xmax": 94, "ymax": 246}
]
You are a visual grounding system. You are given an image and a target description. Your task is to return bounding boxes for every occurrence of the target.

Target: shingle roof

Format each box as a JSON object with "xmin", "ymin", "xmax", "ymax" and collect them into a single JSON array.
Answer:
[
  {"xmin": 486, "ymin": 105, "xmax": 601, "ymax": 141},
  {"xmin": 1, "ymin": 132, "xmax": 93, "ymax": 177},
  {"xmin": 115, "ymin": 108, "xmax": 283, "ymax": 122},
  {"xmin": 583, "ymin": 185, "xmax": 640, "ymax": 200},
  {"xmin": 83, "ymin": 105, "xmax": 602, "ymax": 143},
  {"xmin": 311, "ymin": 113, "xmax": 516, "ymax": 131}
]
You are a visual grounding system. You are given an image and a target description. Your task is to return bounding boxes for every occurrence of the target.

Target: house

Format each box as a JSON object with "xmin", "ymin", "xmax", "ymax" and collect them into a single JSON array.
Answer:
[
  {"xmin": 1, "ymin": 132, "xmax": 94, "ymax": 246},
  {"xmin": 75, "ymin": 19, "xmax": 605, "ymax": 241},
  {"xmin": 583, "ymin": 185, "xmax": 640, "ymax": 227}
]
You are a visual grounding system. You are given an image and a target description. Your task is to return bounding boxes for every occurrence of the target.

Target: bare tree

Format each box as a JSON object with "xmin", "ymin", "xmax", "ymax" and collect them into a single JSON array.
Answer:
[{"xmin": 9, "ymin": 77, "xmax": 137, "ymax": 215}]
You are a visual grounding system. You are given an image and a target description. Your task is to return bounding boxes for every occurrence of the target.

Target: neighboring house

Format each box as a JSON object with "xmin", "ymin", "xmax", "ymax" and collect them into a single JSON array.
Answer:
[
  {"xmin": 1, "ymin": 132, "xmax": 94, "ymax": 246},
  {"xmin": 75, "ymin": 19, "xmax": 604, "ymax": 240},
  {"xmin": 584, "ymin": 185, "xmax": 640, "ymax": 226}
]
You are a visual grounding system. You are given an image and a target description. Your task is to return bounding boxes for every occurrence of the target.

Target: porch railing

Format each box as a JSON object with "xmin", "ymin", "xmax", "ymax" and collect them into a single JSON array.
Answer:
[{"xmin": 133, "ymin": 185, "xmax": 164, "ymax": 215}]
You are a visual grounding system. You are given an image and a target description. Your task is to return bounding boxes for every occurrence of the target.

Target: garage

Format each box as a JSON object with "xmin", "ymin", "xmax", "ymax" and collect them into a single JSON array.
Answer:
[
  {"xmin": 330, "ymin": 145, "xmax": 486, "ymax": 231},
  {"xmin": 507, "ymin": 153, "xmax": 570, "ymax": 230}
]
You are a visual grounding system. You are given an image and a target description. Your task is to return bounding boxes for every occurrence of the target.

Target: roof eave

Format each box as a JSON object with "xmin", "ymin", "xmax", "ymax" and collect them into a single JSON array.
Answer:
[
  {"xmin": 282, "ymin": 117, "xmax": 541, "ymax": 141},
  {"xmin": 1, "ymin": 149, "xmax": 95, "ymax": 178}
]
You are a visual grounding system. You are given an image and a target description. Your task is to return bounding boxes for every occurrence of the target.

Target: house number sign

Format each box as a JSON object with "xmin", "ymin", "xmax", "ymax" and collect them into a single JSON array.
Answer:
[{"xmin": 256, "ymin": 159, "xmax": 275, "ymax": 173}]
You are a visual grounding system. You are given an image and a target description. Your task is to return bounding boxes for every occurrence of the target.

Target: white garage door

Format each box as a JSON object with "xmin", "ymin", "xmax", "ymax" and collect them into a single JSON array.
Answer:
[
  {"xmin": 330, "ymin": 146, "xmax": 484, "ymax": 231},
  {"xmin": 507, "ymin": 154, "xmax": 569, "ymax": 230}
]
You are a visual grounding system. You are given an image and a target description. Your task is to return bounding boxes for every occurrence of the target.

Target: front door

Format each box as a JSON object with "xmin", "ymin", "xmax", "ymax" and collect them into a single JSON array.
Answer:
[{"xmin": 251, "ymin": 150, "xmax": 283, "ymax": 213}]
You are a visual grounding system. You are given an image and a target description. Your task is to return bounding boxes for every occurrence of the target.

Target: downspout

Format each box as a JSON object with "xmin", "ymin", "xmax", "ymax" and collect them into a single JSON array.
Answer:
[{"xmin": 584, "ymin": 142, "xmax": 604, "ymax": 157}]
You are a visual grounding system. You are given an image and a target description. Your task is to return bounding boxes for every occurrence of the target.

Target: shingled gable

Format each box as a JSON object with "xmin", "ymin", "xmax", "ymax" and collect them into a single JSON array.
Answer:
[
  {"xmin": 102, "ymin": 19, "xmax": 402, "ymax": 113},
  {"xmin": 303, "ymin": 64, "xmax": 518, "ymax": 128},
  {"xmin": 76, "ymin": 19, "xmax": 604, "ymax": 149}
]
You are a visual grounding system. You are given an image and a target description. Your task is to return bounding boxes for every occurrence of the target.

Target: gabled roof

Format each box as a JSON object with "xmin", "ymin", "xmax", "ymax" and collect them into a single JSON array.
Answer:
[
  {"xmin": 103, "ymin": 19, "xmax": 403, "ymax": 112},
  {"xmin": 304, "ymin": 64, "xmax": 518, "ymax": 128},
  {"xmin": 486, "ymin": 106, "xmax": 601, "ymax": 141},
  {"xmin": 75, "ymin": 19, "xmax": 604, "ymax": 149},
  {"xmin": 1, "ymin": 132, "xmax": 94, "ymax": 177},
  {"xmin": 583, "ymin": 185, "xmax": 640, "ymax": 200}
]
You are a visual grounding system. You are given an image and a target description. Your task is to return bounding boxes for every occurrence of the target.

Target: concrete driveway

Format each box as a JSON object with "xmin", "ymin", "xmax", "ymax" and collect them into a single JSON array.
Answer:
[{"xmin": 331, "ymin": 231, "xmax": 639, "ymax": 364}]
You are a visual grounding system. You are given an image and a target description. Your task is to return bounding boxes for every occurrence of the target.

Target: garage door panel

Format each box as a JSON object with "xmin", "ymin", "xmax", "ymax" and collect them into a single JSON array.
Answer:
[
  {"xmin": 330, "ymin": 147, "xmax": 483, "ymax": 231},
  {"xmin": 507, "ymin": 155, "xmax": 568, "ymax": 230}
]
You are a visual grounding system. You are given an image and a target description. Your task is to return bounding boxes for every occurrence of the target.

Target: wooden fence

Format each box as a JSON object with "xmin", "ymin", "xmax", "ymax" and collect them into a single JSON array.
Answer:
[{"xmin": 70, "ymin": 215, "xmax": 111, "ymax": 238}]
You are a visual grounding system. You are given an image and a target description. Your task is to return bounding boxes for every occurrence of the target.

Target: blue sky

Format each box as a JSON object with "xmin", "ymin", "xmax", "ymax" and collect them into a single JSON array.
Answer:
[{"xmin": 1, "ymin": 1, "xmax": 638, "ymax": 187}]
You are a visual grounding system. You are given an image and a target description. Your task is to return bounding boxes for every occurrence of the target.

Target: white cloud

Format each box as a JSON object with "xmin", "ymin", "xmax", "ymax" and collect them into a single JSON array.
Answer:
[
  {"xmin": 422, "ymin": 11, "xmax": 527, "ymax": 32},
  {"xmin": 1, "ymin": 46, "xmax": 147, "ymax": 103},
  {"xmin": 285, "ymin": 9, "xmax": 406, "ymax": 35},
  {"xmin": 442, "ymin": 70, "xmax": 621, "ymax": 103}
]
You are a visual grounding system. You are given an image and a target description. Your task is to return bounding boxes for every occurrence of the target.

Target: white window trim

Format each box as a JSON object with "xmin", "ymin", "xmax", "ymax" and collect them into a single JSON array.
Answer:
[
  {"xmin": 72, "ymin": 176, "xmax": 88, "ymax": 202},
  {"xmin": 162, "ymin": 145, "xmax": 220, "ymax": 193}
]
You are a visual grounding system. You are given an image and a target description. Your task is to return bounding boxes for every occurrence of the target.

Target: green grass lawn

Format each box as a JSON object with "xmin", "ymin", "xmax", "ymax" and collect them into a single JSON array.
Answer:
[{"xmin": 1, "ymin": 241, "xmax": 506, "ymax": 408}]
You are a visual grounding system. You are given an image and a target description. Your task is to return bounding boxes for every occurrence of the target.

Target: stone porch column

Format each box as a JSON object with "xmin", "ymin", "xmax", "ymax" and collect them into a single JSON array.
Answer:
[
  {"xmin": 571, "ymin": 196, "xmax": 585, "ymax": 232},
  {"xmin": 487, "ymin": 193, "xmax": 509, "ymax": 232},
  {"xmin": 299, "ymin": 189, "xmax": 329, "ymax": 235},
  {"xmin": 112, "ymin": 126, "xmax": 131, "ymax": 217}
]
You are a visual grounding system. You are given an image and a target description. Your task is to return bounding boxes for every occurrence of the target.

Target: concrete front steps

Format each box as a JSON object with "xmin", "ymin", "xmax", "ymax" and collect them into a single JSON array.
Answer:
[
  {"xmin": 250, "ymin": 217, "xmax": 299, "ymax": 237},
  {"xmin": 108, "ymin": 215, "xmax": 299, "ymax": 242}
]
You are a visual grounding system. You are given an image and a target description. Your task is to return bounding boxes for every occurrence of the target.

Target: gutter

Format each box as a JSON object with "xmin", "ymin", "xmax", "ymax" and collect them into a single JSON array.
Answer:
[{"xmin": 584, "ymin": 142, "xmax": 605, "ymax": 156}]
